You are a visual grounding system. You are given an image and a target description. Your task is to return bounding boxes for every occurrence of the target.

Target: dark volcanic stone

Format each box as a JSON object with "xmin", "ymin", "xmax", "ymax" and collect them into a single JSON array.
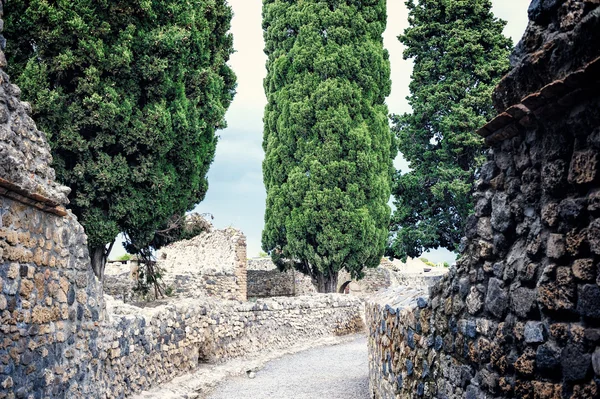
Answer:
[
  {"xmin": 511, "ymin": 287, "xmax": 537, "ymax": 318},
  {"xmin": 486, "ymin": 278, "xmax": 509, "ymax": 318},
  {"xmin": 491, "ymin": 193, "xmax": 512, "ymax": 232},
  {"xmin": 577, "ymin": 284, "xmax": 600, "ymax": 318},
  {"xmin": 561, "ymin": 344, "xmax": 591, "ymax": 381},
  {"xmin": 537, "ymin": 342, "xmax": 561, "ymax": 371}
]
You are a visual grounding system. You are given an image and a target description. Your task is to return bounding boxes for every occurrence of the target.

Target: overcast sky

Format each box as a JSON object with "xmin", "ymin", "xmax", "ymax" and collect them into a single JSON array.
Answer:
[{"xmin": 112, "ymin": 0, "xmax": 531, "ymax": 262}]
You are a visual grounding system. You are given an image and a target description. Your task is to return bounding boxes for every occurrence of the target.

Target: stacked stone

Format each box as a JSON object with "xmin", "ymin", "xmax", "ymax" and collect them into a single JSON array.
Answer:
[
  {"xmin": 247, "ymin": 268, "xmax": 317, "ymax": 298},
  {"xmin": 368, "ymin": 1, "xmax": 600, "ymax": 398},
  {"xmin": 154, "ymin": 227, "xmax": 248, "ymax": 301},
  {"xmin": 97, "ymin": 294, "xmax": 363, "ymax": 397}
]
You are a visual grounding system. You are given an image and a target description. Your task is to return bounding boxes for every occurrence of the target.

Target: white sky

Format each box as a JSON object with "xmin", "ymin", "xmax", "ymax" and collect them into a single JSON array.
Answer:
[{"xmin": 111, "ymin": 0, "xmax": 531, "ymax": 263}]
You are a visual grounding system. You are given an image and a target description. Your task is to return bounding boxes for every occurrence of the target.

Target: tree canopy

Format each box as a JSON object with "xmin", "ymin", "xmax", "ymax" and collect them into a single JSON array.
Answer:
[
  {"xmin": 387, "ymin": 0, "xmax": 511, "ymax": 261},
  {"xmin": 5, "ymin": 0, "xmax": 236, "ymax": 279},
  {"xmin": 262, "ymin": 0, "xmax": 394, "ymax": 292}
]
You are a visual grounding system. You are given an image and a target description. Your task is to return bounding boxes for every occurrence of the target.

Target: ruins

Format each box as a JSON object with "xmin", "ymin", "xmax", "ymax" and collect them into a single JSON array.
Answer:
[{"xmin": 1, "ymin": 0, "xmax": 600, "ymax": 398}]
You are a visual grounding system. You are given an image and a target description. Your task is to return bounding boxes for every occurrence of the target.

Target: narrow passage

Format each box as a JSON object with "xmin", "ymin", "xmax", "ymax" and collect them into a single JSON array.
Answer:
[{"xmin": 207, "ymin": 336, "xmax": 369, "ymax": 399}]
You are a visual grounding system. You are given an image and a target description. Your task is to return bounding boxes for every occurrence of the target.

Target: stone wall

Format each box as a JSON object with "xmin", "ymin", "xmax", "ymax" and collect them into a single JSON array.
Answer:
[
  {"xmin": 0, "ymin": 7, "xmax": 104, "ymax": 397},
  {"xmin": 247, "ymin": 258, "xmax": 316, "ymax": 297},
  {"xmin": 247, "ymin": 257, "xmax": 445, "ymax": 297},
  {"xmin": 103, "ymin": 260, "xmax": 138, "ymax": 301},
  {"xmin": 368, "ymin": 1, "xmax": 600, "ymax": 398},
  {"xmin": 94, "ymin": 294, "xmax": 363, "ymax": 397},
  {"xmin": 155, "ymin": 227, "xmax": 247, "ymax": 301}
]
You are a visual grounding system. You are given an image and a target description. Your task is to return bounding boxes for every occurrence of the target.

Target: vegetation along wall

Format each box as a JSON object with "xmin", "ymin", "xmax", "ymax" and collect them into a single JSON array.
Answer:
[{"xmin": 368, "ymin": 1, "xmax": 600, "ymax": 398}]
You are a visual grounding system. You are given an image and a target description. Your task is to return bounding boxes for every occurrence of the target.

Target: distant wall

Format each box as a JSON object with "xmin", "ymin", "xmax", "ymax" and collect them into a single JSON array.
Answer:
[
  {"xmin": 247, "ymin": 258, "xmax": 446, "ymax": 297},
  {"xmin": 104, "ymin": 260, "xmax": 138, "ymax": 301},
  {"xmin": 155, "ymin": 228, "xmax": 247, "ymax": 301}
]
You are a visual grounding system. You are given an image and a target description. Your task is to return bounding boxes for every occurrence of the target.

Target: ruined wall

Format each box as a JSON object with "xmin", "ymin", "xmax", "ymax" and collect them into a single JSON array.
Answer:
[
  {"xmin": 96, "ymin": 294, "xmax": 363, "ymax": 397},
  {"xmin": 155, "ymin": 228, "xmax": 247, "ymax": 301},
  {"xmin": 0, "ymin": 7, "xmax": 104, "ymax": 397},
  {"xmin": 103, "ymin": 260, "xmax": 138, "ymax": 301},
  {"xmin": 247, "ymin": 257, "xmax": 444, "ymax": 297},
  {"xmin": 368, "ymin": 1, "xmax": 600, "ymax": 398},
  {"xmin": 247, "ymin": 258, "xmax": 317, "ymax": 297}
]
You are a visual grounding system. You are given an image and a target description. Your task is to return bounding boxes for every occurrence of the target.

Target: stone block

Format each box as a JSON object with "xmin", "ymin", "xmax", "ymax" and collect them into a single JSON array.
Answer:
[
  {"xmin": 546, "ymin": 234, "xmax": 565, "ymax": 259},
  {"xmin": 485, "ymin": 278, "xmax": 508, "ymax": 318},
  {"xmin": 524, "ymin": 321, "xmax": 546, "ymax": 343},
  {"xmin": 511, "ymin": 287, "xmax": 537, "ymax": 318},
  {"xmin": 561, "ymin": 344, "xmax": 591, "ymax": 381},
  {"xmin": 573, "ymin": 258, "xmax": 596, "ymax": 281},
  {"xmin": 568, "ymin": 150, "xmax": 598, "ymax": 185},
  {"xmin": 541, "ymin": 160, "xmax": 567, "ymax": 195},
  {"xmin": 577, "ymin": 284, "xmax": 600, "ymax": 318},
  {"xmin": 491, "ymin": 193, "xmax": 512, "ymax": 232}
]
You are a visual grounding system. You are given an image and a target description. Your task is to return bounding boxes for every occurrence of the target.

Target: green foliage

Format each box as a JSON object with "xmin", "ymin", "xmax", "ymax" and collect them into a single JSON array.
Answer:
[
  {"xmin": 262, "ymin": 0, "xmax": 394, "ymax": 292},
  {"xmin": 419, "ymin": 257, "xmax": 436, "ymax": 267},
  {"xmin": 117, "ymin": 253, "xmax": 132, "ymax": 261},
  {"xmin": 388, "ymin": 0, "xmax": 511, "ymax": 261},
  {"xmin": 5, "ymin": 0, "xmax": 236, "ymax": 273}
]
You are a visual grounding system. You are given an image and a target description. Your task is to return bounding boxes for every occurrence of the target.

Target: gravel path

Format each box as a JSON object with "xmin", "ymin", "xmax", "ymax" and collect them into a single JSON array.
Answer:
[{"xmin": 207, "ymin": 336, "xmax": 370, "ymax": 399}]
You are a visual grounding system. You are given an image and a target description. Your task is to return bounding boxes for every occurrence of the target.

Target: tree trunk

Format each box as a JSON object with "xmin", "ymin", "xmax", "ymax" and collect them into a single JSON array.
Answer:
[
  {"xmin": 314, "ymin": 270, "xmax": 339, "ymax": 293},
  {"xmin": 90, "ymin": 245, "xmax": 107, "ymax": 282}
]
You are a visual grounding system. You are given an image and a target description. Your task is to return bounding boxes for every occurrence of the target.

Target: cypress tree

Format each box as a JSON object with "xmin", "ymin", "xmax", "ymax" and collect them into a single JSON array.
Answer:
[
  {"xmin": 5, "ymin": 0, "xmax": 236, "ymax": 280},
  {"xmin": 387, "ymin": 0, "xmax": 511, "ymax": 260},
  {"xmin": 262, "ymin": 0, "xmax": 394, "ymax": 293}
]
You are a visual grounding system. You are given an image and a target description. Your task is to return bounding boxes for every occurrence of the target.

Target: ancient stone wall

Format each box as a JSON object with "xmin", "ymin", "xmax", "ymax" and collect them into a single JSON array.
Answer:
[
  {"xmin": 247, "ymin": 258, "xmax": 316, "ymax": 297},
  {"xmin": 0, "ymin": 7, "xmax": 104, "ymax": 397},
  {"xmin": 247, "ymin": 257, "xmax": 444, "ymax": 297},
  {"xmin": 103, "ymin": 260, "xmax": 138, "ymax": 301},
  {"xmin": 95, "ymin": 294, "xmax": 363, "ymax": 397},
  {"xmin": 368, "ymin": 1, "xmax": 600, "ymax": 398},
  {"xmin": 155, "ymin": 227, "xmax": 247, "ymax": 301}
]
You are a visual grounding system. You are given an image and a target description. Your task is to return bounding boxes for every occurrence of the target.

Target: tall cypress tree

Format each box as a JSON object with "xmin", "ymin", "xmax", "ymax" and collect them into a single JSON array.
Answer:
[
  {"xmin": 387, "ymin": 0, "xmax": 511, "ymax": 260},
  {"xmin": 5, "ymin": 0, "xmax": 236, "ymax": 280},
  {"xmin": 262, "ymin": 0, "xmax": 394, "ymax": 292}
]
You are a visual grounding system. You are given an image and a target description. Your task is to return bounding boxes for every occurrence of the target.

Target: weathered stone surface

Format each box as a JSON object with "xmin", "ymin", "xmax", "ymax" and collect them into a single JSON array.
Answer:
[
  {"xmin": 568, "ymin": 149, "xmax": 598, "ymax": 184},
  {"xmin": 592, "ymin": 347, "xmax": 600, "ymax": 376},
  {"xmin": 485, "ymin": 278, "xmax": 509, "ymax": 318},
  {"xmin": 368, "ymin": 3, "xmax": 600, "ymax": 395},
  {"xmin": 577, "ymin": 284, "xmax": 600, "ymax": 318},
  {"xmin": 491, "ymin": 193, "xmax": 512, "ymax": 232},
  {"xmin": 562, "ymin": 344, "xmax": 591, "ymax": 382},
  {"xmin": 573, "ymin": 259, "xmax": 596, "ymax": 281},
  {"xmin": 511, "ymin": 287, "xmax": 537, "ymax": 318},
  {"xmin": 524, "ymin": 321, "xmax": 546, "ymax": 343}
]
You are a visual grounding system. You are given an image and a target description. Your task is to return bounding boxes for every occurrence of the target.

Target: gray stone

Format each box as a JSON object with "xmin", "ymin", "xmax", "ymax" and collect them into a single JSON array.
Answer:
[
  {"xmin": 485, "ymin": 278, "xmax": 508, "ymax": 318},
  {"xmin": 491, "ymin": 193, "xmax": 512, "ymax": 232},
  {"xmin": 524, "ymin": 321, "xmax": 546, "ymax": 343},
  {"xmin": 577, "ymin": 284, "xmax": 600, "ymax": 319},
  {"xmin": 511, "ymin": 287, "xmax": 537, "ymax": 318},
  {"xmin": 593, "ymin": 347, "xmax": 600, "ymax": 376},
  {"xmin": 561, "ymin": 344, "xmax": 591, "ymax": 381},
  {"xmin": 536, "ymin": 342, "xmax": 561, "ymax": 371},
  {"xmin": 466, "ymin": 287, "xmax": 484, "ymax": 315},
  {"xmin": 546, "ymin": 234, "xmax": 565, "ymax": 259}
]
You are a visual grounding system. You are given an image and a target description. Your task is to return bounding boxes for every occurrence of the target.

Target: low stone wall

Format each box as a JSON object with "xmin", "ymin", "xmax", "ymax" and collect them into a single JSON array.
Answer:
[
  {"xmin": 366, "ymin": 287, "xmax": 430, "ymax": 399},
  {"xmin": 96, "ymin": 294, "xmax": 363, "ymax": 397},
  {"xmin": 155, "ymin": 227, "xmax": 247, "ymax": 301}
]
